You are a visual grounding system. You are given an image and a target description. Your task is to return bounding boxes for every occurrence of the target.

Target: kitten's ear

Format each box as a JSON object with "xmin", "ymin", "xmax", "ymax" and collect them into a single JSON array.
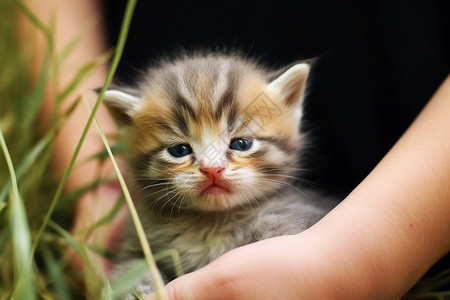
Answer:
[
  {"xmin": 97, "ymin": 86, "xmax": 142, "ymax": 124},
  {"xmin": 267, "ymin": 63, "xmax": 310, "ymax": 107}
]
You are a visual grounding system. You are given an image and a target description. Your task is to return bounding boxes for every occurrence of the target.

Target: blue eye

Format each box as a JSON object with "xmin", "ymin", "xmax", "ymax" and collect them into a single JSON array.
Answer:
[
  {"xmin": 230, "ymin": 138, "xmax": 253, "ymax": 151},
  {"xmin": 168, "ymin": 144, "xmax": 192, "ymax": 157}
]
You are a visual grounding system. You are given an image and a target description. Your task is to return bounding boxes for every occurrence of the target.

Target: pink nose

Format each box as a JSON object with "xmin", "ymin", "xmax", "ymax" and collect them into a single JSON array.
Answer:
[{"xmin": 200, "ymin": 167, "xmax": 225, "ymax": 180}]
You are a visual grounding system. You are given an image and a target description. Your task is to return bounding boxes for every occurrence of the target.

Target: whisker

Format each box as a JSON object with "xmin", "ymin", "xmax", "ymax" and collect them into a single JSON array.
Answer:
[
  {"xmin": 150, "ymin": 189, "xmax": 177, "ymax": 209},
  {"xmin": 140, "ymin": 185, "xmax": 174, "ymax": 200},
  {"xmin": 251, "ymin": 182, "xmax": 286, "ymax": 200},
  {"xmin": 234, "ymin": 185, "xmax": 258, "ymax": 214},
  {"xmin": 160, "ymin": 190, "xmax": 183, "ymax": 217},
  {"xmin": 138, "ymin": 181, "xmax": 171, "ymax": 192},
  {"xmin": 170, "ymin": 191, "xmax": 190, "ymax": 219},
  {"xmin": 134, "ymin": 177, "xmax": 172, "ymax": 182},
  {"xmin": 263, "ymin": 174, "xmax": 317, "ymax": 187},
  {"xmin": 258, "ymin": 178, "xmax": 308, "ymax": 197}
]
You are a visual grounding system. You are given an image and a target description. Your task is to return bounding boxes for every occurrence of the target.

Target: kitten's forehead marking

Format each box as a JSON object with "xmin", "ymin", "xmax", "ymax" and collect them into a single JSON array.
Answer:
[
  {"xmin": 168, "ymin": 61, "xmax": 242, "ymax": 136},
  {"xmin": 137, "ymin": 56, "xmax": 271, "ymax": 148},
  {"xmin": 172, "ymin": 93, "xmax": 198, "ymax": 133},
  {"xmin": 214, "ymin": 67, "xmax": 240, "ymax": 123},
  {"xmin": 211, "ymin": 63, "xmax": 230, "ymax": 107},
  {"xmin": 177, "ymin": 69, "xmax": 197, "ymax": 110}
]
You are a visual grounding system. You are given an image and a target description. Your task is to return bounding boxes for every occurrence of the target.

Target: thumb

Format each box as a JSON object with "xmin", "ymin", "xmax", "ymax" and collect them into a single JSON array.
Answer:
[
  {"xmin": 143, "ymin": 235, "xmax": 302, "ymax": 300},
  {"xmin": 144, "ymin": 253, "xmax": 241, "ymax": 300}
]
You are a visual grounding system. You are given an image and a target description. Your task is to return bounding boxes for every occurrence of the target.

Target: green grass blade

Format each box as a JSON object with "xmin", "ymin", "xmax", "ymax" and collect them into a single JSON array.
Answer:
[
  {"xmin": 30, "ymin": 0, "xmax": 138, "ymax": 261},
  {"xmin": 0, "ymin": 130, "xmax": 52, "ymax": 204},
  {"xmin": 43, "ymin": 250, "xmax": 73, "ymax": 300},
  {"xmin": 59, "ymin": 177, "xmax": 115, "ymax": 206},
  {"xmin": 100, "ymin": 275, "xmax": 114, "ymax": 300},
  {"xmin": 16, "ymin": 55, "xmax": 51, "ymax": 158},
  {"xmin": 87, "ymin": 95, "xmax": 169, "ymax": 299},
  {"xmin": 0, "ymin": 96, "xmax": 81, "ymax": 204},
  {"xmin": 48, "ymin": 220, "xmax": 100, "ymax": 299},
  {"xmin": 48, "ymin": 220, "xmax": 85, "ymax": 256},
  {"xmin": 13, "ymin": 0, "xmax": 52, "ymax": 43},
  {"xmin": 153, "ymin": 249, "xmax": 184, "ymax": 278},
  {"xmin": 108, "ymin": 260, "xmax": 148, "ymax": 299},
  {"xmin": 0, "ymin": 227, "xmax": 10, "ymax": 251},
  {"xmin": 57, "ymin": 48, "xmax": 114, "ymax": 103},
  {"xmin": 21, "ymin": 54, "xmax": 50, "ymax": 126},
  {"xmin": 0, "ymin": 125, "xmax": 36, "ymax": 300},
  {"xmin": 77, "ymin": 193, "xmax": 124, "ymax": 234},
  {"xmin": 84, "ymin": 143, "xmax": 124, "ymax": 163},
  {"xmin": 86, "ymin": 244, "xmax": 115, "ymax": 260}
]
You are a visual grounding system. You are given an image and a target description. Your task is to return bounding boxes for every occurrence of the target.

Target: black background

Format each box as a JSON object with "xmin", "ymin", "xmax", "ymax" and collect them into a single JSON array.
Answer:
[{"xmin": 105, "ymin": 0, "xmax": 449, "ymax": 197}]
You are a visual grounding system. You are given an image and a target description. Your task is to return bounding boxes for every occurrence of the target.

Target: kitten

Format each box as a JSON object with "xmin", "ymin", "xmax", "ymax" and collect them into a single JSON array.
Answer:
[{"xmin": 103, "ymin": 53, "xmax": 336, "ymax": 299}]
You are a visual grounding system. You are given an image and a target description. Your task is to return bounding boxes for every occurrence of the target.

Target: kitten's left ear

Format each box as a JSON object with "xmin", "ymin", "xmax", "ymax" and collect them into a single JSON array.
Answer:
[
  {"xmin": 96, "ymin": 86, "xmax": 142, "ymax": 124},
  {"xmin": 267, "ymin": 63, "xmax": 310, "ymax": 107}
]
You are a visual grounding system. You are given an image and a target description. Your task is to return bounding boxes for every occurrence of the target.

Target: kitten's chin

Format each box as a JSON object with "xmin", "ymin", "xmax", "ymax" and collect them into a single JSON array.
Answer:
[
  {"xmin": 190, "ymin": 190, "xmax": 243, "ymax": 212},
  {"xmin": 188, "ymin": 180, "xmax": 235, "ymax": 211}
]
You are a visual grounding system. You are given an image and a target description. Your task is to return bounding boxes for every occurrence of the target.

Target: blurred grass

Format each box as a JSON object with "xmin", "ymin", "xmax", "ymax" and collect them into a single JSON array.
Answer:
[
  {"xmin": 0, "ymin": 0, "xmax": 61, "ymax": 298},
  {"xmin": 0, "ymin": 0, "xmax": 449, "ymax": 299},
  {"xmin": 0, "ymin": 0, "xmax": 167, "ymax": 299}
]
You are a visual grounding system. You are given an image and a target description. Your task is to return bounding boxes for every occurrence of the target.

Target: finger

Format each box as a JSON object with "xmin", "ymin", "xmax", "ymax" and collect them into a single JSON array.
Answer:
[{"xmin": 143, "ymin": 250, "xmax": 245, "ymax": 300}]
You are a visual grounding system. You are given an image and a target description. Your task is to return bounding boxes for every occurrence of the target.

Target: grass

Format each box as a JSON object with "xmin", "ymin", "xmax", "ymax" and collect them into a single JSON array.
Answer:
[
  {"xmin": 0, "ymin": 0, "xmax": 168, "ymax": 299},
  {"xmin": 0, "ymin": 0, "xmax": 449, "ymax": 299}
]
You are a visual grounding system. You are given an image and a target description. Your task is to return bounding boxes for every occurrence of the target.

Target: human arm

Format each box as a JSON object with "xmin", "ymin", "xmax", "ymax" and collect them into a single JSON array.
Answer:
[
  {"xmin": 146, "ymin": 74, "xmax": 450, "ymax": 300},
  {"xmin": 20, "ymin": 0, "xmax": 125, "ymax": 275}
]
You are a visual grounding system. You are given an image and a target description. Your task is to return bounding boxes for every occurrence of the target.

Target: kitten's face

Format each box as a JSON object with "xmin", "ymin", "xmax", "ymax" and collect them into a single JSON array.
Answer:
[{"xmin": 104, "ymin": 55, "xmax": 309, "ymax": 212}]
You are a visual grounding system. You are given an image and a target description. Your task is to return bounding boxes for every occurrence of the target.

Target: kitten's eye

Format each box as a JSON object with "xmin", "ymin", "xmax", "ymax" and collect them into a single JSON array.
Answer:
[
  {"xmin": 167, "ymin": 144, "xmax": 192, "ymax": 157},
  {"xmin": 229, "ymin": 138, "xmax": 253, "ymax": 151}
]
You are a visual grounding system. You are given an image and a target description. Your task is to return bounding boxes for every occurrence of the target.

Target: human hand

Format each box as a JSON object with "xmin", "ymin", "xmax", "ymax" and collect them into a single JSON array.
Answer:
[{"xmin": 143, "ymin": 233, "xmax": 343, "ymax": 300}]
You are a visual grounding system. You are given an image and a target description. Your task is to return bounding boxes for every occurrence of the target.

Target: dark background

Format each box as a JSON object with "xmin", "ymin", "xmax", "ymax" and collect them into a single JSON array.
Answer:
[
  {"xmin": 105, "ymin": 0, "xmax": 449, "ymax": 197},
  {"xmin": 104, "ymin": 0, "xmax": 450, "ymax": 280}
]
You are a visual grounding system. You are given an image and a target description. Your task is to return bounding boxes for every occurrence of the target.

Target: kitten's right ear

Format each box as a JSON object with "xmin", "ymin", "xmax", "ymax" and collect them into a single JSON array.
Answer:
[{"xmin": 97, "ymin": 87, "xmax": 142, "ymax": 124}]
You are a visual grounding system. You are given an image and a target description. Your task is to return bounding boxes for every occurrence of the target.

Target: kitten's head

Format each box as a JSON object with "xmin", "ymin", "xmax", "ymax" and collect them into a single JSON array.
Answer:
[{"xmin": 104, "ymin": 54, "xmax": 310, "ymax": 212}]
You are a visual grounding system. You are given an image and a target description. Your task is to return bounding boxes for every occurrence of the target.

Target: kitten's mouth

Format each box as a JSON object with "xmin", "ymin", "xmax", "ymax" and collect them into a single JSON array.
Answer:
[{"xmin": 200, "ymin": 181, "xmax": 231, "ymax": 195}]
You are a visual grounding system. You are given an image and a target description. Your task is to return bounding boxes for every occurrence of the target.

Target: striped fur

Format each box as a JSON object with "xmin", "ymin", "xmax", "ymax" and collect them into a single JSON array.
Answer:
[
  {"xmin": 105, "ymin": 54, "xmax": 307, "ymax": 212},
  {"xmin": 104, "ymin": 53, "xmax": 335, "ymax": 299}
]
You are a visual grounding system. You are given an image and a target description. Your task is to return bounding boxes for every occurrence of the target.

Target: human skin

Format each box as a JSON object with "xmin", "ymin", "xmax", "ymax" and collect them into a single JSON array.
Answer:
[
  {"xmin": 145, "ymin": 75, "xmax": 450, "ymax": 300},
  {"xmin": 20, "ymin": 0, "xmax": 124, "ymax": 277}
]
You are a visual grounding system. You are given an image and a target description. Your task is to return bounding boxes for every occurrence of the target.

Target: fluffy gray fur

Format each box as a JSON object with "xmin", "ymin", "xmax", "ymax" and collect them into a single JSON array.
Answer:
[{"xmin": 114, "ymin": 190, "xmax": 335, "ymax": 299}]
